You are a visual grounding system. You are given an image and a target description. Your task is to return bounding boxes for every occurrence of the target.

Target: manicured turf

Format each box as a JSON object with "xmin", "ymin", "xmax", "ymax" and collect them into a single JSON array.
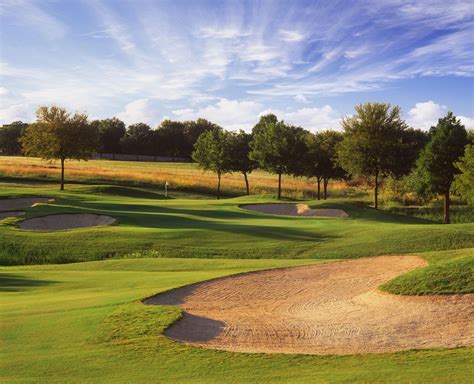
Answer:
[
  {"xmin": 1, "ymin": 179, "xmax": 473, "ymax": 383},
  {"xmin": 1, "ymin": 257, "xmax": 473, "ymax": 383},
  {"xmin": 0, "ymin": 181, "xmax": 473, "ymax": 265}
]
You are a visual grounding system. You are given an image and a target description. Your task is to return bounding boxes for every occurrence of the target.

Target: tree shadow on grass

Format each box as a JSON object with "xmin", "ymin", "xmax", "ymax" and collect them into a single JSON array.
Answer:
[{"xmin": 0, "ymin": 273, "xmax": 57, "ymax": 292}]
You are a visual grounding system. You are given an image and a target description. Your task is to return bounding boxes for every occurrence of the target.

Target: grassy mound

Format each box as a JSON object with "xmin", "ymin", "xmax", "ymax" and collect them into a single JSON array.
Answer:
[
  {"xmin": 382, "ymin": 248, "xmax": 474, "ymax": 294},
  {"xmin": 1, "ymin": 182, "xmax": 473, "ymax": 265}
]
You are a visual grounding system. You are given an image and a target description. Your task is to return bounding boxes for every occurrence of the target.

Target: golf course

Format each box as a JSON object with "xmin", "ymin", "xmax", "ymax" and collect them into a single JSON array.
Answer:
[{"xmin": 1, "ymin": 175, "xmax": 473, "ymax": 383}]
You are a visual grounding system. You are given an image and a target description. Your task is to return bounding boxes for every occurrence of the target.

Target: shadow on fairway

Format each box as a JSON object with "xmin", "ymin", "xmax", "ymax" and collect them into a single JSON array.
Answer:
[
  {"xmin": 77, "ymin": 202, "xmax": 331, "ymax": 242},
  {"xmin": 0, "ymin": 273, "xmax": 57, "ymax": 292}
]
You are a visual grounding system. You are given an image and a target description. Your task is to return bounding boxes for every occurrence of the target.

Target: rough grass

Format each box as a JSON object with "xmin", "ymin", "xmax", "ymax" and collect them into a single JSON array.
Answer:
[
  {"xmin": 386, "ymin": 205, "xmax": 474, "ymax": 224},
  {"xmin": 0, "ymin": 156, "xmax": 357, "ymax": 199},
  {"xmin": 1, "ymin": 257, "xmax": 473, "ymax": 383}
]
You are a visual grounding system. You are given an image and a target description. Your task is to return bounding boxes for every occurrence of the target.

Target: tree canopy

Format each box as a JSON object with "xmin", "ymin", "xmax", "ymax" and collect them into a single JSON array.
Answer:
[
  {"xmin": 121, "ymin": 123, "xmax": 153, "ymax": 158},
  {"xmin": 250, "ymin": 116, "xmax": 306, "ymax": 199},
  {"xmin": 192, "ymin": 128, "xmax": 231, "ymax": 199},
  {"xmin": 337, "ymin": 102, "xmax": 409, "ymax": 209},
  {"xmin": 21, "ymin": 106, "xmax": 98, "ymax": 190},
  {"xmin": 0, "ymin": 121, "xmax": 28, "ymax": 155},
  {"xmin": 415, "ymin": 112, "xmax": 468, "ymax": 223},
  {"xmin": 227, "ymin": 130, "xmax": 258, "ymax": 195},
  {"xmin": 94, "ymin": 117, "xmax": 126, "ymax": 157},
  {"xmin": 304, "ymin": 130, "xmax": 346, "ymax": 199},
  {"xmin": 453, "ymin": 144, "xmax": 474, "ymax": 205}
]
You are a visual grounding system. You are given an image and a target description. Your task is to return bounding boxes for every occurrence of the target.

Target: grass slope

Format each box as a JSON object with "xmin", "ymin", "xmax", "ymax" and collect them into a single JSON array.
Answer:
[
  {"xmin": 1, "ymin": 257, "xmax": 473, "ymax": 383},
  {"xmin": 1, "ymin": 182, "xmax": 473, "ymax": 265}
]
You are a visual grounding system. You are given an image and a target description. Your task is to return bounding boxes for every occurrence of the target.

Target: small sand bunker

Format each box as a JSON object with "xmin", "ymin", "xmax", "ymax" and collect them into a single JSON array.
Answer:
[
  {"xmin": 146, "ymin": 256, "xmax": 474, "ymax": 355},
  {"xmin": 240, "ymin": 203, "xmax": 348, "ymax": 217},
  {"xmin": 0, "ymin": 197, "xmax": 51, "ymax": 211},
  {"xmin": 0, "ymin": 211, "xmax": 24, "ymax": 220},
  {"xmin": 20, "ymin": 213, "xmax": 115, "ymax": 231}
]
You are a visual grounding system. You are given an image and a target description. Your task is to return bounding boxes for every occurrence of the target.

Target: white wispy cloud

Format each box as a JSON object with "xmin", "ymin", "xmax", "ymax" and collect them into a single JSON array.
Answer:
[
  {"xmin": 0, "ymin": 0, "xmax": 472, "ymax": 126},
  {"xmin": 279, "ymin": 30, "xmax": 305, "ymax": 42}
]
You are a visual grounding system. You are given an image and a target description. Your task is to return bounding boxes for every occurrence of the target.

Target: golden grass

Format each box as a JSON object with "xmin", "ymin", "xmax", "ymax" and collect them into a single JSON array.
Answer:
[{"xmin": 0, "ymin": 156, "xmax": 356, "ymax": 198}]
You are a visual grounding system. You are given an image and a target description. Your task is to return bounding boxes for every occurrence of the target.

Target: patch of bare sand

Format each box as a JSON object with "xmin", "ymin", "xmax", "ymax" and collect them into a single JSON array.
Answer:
[
  {"xmin": 145, "ymin": 256, "xmax": 474, "ymax": 355},
  {"xmin": 20, "ymin": 213, "xmax": 115, "ymax": 231},
  {"xmin": 240, "ymin": 203, "xmax": 348, "ymax": 217},
  {"xmin": 0, "ymin": 197, "xmax": 51, "ymax": 211},
  {"xmin": 0, "ymin": 211, "xmax": 24, "ymax": 220}
]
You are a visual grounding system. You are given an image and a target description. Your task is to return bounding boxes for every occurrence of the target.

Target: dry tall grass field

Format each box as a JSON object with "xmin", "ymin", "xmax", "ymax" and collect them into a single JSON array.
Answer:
[{"xmin": 0, "ymin": 156, "xmax": 356, "ymax": 198}]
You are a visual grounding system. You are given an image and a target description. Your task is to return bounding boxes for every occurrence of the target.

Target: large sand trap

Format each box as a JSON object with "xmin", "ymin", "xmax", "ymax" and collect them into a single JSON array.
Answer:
[
  {"xmin": 0, "ymin": 197, "xmax": 51, "ymax": 211},
  {"xmin": 20, "ymin": 213, "xmax": 116, "ymax": 231},
  {"xmin": 240, "ymin": 203, "xmax": 348, "ymax": 217},
  {"xmin": 0, "ymin": 211, "xmax": 24, "ymax": 220},
  {"xmin": 145, "ymin": 256, "xmax": 474, "ymax": 355}
]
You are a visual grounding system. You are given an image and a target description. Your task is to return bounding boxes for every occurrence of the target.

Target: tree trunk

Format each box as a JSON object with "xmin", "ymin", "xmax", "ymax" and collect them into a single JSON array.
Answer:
[
  {"xmin": 277, "ymin": 173, "xmax": 282, "ymax": 200},
  {"xmin": 217, "ymin": 172, "xmax": 221, "ymax": 200},
  {"xmin": 374, "ymin": 171, "xmax": 379, "ymax": 210},
  {"xmin": 323, "ymin": 178, "xmax": 328, "ymax": 200},
  {"xmin": 243, "ymin": 172, "xmax": 250, "ymax": 195},
  {"xmin": 444, "ymin": 191, "xmax": 450, "ymax": 224},
  {"xmin": 60, "ymin": 157, "xmax": 65, "ymax": 191},
  {"xmin": 317, "ymin": 177, "xmax": 321, "ymax": 200}
]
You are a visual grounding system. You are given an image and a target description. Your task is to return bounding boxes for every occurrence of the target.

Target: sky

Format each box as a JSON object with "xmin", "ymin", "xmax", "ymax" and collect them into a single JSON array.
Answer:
[{"xmin": 1, "ymin": 0, "xmax": 473, "ymax": 131}]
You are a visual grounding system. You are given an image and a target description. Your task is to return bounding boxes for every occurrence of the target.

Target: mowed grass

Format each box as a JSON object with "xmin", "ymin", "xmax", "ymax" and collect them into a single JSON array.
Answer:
[
  {"xmin": 1, "ymin": 256, "xmax": 473, "ymax": 383},
  {"xmin": 0, "ymin": 181, "xmax": 473, "ymax": 266},
  {"xmin": 0, "ymin": 155, "xmax": 357, "ymax": 199}
]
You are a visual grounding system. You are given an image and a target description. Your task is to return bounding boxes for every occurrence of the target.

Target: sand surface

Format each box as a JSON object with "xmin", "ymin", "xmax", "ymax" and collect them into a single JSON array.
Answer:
[
  {"xmin": 240, "ymin": 203, "xmax": 348, "ymax": 217},
  {"xmin": 0, "ymin": 197, "xmax": 50, "ymax": 211},
  {"xmin": 0, "ymin": 211, "xmax": 24, "ymax": 220},
  {"xmin": 20, "ymin": 213, "xmax": 115, "ymax": 231},
  {"xmin": 145, "ymin": 256, "xmax": 474, "ymax": 355}
]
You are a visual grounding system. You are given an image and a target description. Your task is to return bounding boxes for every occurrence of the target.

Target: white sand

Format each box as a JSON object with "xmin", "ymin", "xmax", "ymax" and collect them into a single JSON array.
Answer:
[
  {"xmin": 20, "ymin": 213, "xmax": 116, "ymax": 231},
  {"xmin": 146, "ymin": 256, "xmax": 474, "ymax": 355},
  {"xmin": 0, "ymin": 197, "xmax": 51, "ymax": 211},
  {"xmin": 240, "ymin": 203, "xmax": 348, "ymax": 217}
]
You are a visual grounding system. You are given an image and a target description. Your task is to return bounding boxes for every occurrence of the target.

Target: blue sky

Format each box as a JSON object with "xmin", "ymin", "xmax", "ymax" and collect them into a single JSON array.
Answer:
[{"xmin": 1, "ymin": 0, "xmax": 473, "ymax": 131}]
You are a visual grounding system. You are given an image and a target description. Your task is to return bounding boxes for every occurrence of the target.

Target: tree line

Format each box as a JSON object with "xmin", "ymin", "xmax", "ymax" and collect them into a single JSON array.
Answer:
[
  {"xmin": 0, "ymin": 116, "xmax": 221, "ymax": 160},
  {"xmin": 2, "ymin": 103, "xmax": 472, "ymax": 223}
]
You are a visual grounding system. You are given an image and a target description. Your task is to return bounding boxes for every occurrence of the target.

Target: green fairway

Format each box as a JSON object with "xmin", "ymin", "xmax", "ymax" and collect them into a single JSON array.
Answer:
[
  {"xmin": 1, "ymin": 180, "xmax": 473, "ymax": 383},
  {"xmin": 1, "ymin": 256, "xmax": 473, "ymax": 384},
  {"xmin": 1, "ymin": 181, "xmax": 473, "ymax": 265}
]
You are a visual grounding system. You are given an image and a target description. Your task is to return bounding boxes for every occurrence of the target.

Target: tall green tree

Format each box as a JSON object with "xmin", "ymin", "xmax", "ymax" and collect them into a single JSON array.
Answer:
[
  {"xmin": 250, "ymin": 116, "xmax": 306, "ymax": 199},
  {"xmin": 453, "ymin": 144, "xmax": 474, "ymax": 205},
  {"xmin": 302, "ymin": 131, "xmax": 345, "ymax": 200},
  {"xmin": 0, "ymin": 121, "xmax": 28, "ymax": 155},
  {"xmin": 416, "ymin": 112, "xmax": 468, "ymax": 223},
  {"xmin": 121, "ymin": 123, "xmax": 153, "ymax": 159},
  {"xmin": 94, "ymin": 117, "xmax": 126, "ymax": 159},
  {"xmin": 228, "ymin": 130, "xmax": 258, "ymax": 195},
  {"xmin": 156, "ymin": 120, "xmax": 187, "ymax": 159},
  {"xmin": 183, "ymin": 118, "xmax": 221, "ymax": 157},
  {"xmin": 21, "ymin": 106, "xmax": 98, "ymax": 190},
  {"xmin": 192, "ymin": 128, "xmax": 232, "ymax": 199},
  {"xmin": 337, "ymin": 102, "xmax": 409, "ymax": 209}
]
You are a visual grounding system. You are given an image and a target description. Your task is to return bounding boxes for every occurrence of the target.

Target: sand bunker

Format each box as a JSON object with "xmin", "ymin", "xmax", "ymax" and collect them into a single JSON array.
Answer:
[
  {"xmin": 145, "ymin": 256, "xmax": 474, "ymax": 355},
  {"xmin": 0, "ymin": 211, "xmax": 24, "ymax": 220},
  {"xmin": 0, "ymin": 197, "xmax": 51, "ymax": 211},
  {"xmin": 240, "ymin": 203, "xmax": 348, "ymax": 217},
  {"xmin": 20, "ymin": 214, "xmax": 115, "ymax": 231}
]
